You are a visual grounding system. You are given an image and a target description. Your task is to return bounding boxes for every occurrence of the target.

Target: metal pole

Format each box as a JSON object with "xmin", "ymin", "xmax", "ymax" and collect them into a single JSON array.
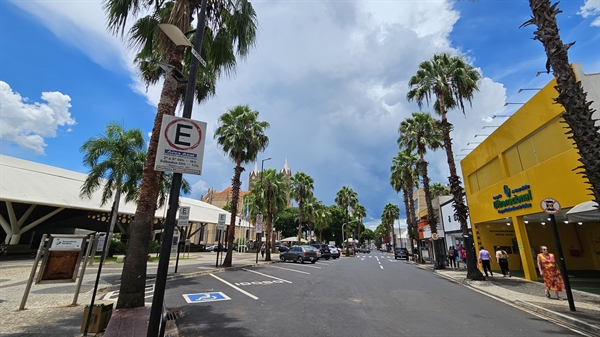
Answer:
[
  {"xmin": 19, "ymin": 234, "xmax": 47, "ymax": 310},
  {"xmin": 215, "ymin": 229, "xmax": 221, "ymax": 268},
  {"xmin": 147, "ymin": 1, "xmax": 207, "ymax": 336},
  {"xmin": 549, "ymin": 214, "xmax": 576, "ymax": 311},
  {"xmin": 175, "ymin": 226, "xmax": 185, "ymax": 273},
  {"xmin": 221, "ymin": 226, "xmax": 228, "ymax": 266},
  {"xmin": 72, "ymin": 235, "xmax": 94, "ymax": 306}
]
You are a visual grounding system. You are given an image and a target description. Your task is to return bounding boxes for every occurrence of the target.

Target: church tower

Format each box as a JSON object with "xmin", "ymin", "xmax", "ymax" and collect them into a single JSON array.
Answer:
[
  {"xmin": 280, "ymin": 158, "xmax": 293, "ymax": 206},
  {"xmin": 248, "ymin": 162, "xmax": 260, "ymax": 191}
]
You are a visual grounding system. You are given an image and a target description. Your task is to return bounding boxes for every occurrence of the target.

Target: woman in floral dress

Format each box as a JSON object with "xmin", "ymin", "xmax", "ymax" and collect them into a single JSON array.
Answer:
[{"xmin": 536, "ymin": 245, "xmax": 565, "ymax": 300}]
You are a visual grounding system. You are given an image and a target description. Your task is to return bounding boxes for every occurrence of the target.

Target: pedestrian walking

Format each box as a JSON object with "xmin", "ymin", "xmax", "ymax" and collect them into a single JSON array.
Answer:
[
  {"xmin": 260, "ymin": 244, "xmax": 265, "ymax": 258},
  {"xmin": 461, "ymin": 248, "xmax": 467, "ymax": 268},
  {"xmin": 478, "ymin": 246, "xmax": 493, "ymax": 277},
  {"xmin": 448, "ymin": 246, "xmax": 456, "ymax": 268},
  {"xmin": 455, "ymin": 242, "xmax": 463, "ymax": 268},
  {"xmin": 537, "ymin": 245, "xmax": 566, "ymax": 300},
  {"xmin": 495, "ymin": 246, "xmax": 511, "ymax": 277}
]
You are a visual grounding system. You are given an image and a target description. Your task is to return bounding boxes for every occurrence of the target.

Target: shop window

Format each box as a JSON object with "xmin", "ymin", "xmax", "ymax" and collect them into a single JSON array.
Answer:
[
  {"xmin": 475, "ymin": 158, "xmax": 502, "ymax": 190},
  {"xmin": 531, "ymin": 118, "xmax": 573, "ymax": 163},
  {"xmin": 504, "ymin": 146, "xmax": 523, "ymax": 176}
]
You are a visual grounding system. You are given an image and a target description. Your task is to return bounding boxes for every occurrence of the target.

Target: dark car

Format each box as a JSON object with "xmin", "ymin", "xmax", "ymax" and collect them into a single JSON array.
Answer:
[
  {"xmin": 309, "ymin": 243, "xmax": 331, "ymax": 260},
  {"xmin": 278, "ymin": 245, "xmax": 290, "ymax": 252},
  {"xmin": 394, "ymin": 247, "xmax": 409, "ymax": 260},
  {"xmin": 280, "ymin": 245, "xmax": 318, "ymax": 264}
]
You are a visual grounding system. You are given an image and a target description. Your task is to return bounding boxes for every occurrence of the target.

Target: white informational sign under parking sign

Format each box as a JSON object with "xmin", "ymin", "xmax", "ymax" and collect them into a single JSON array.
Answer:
[
  {"xmin": 154, "ymin": 115, "xmax": 207, "ymax": 175},
  {"xmin": 178, "ymin": 206, "xmax": 190, "ymax": 227},
  {"xmin": 256, "ymin": 214, "xmax": 263, "ymax": 233}
]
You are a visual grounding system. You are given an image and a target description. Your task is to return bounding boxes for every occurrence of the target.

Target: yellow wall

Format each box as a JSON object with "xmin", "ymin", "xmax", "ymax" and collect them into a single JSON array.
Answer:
[{"xmin": 461, "ymin": 76, "xmax": 599, "ymax": 277}]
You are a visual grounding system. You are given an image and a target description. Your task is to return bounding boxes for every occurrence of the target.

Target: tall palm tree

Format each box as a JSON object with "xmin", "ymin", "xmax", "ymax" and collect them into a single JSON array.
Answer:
[
  {"xmin": 252, "ymin": 168, "xmax": 288, "ymax": 260},
  {"xmin": 521, "ymin": 1, "xmax": 600, "ymax": 207},
  {"xmin": 304, "ymin": 196, "xmax": 319, "ymax": 243},
  {"xmin": 335, "ymin": 186, "xmax": 358, "ymax": 256},
  {"xmin": 351, "ymin": 204, "xmax": 366, "ymax": 247},
  {"xmin": 290, "ymin": 172, "xmax": 314, "ymax": 244},
  {"xmin": 313, "ymin": 205, "xmax": 331, "ymax": 243},
  {"xmin": 390, "ymin": 149, "xmax": 419, "ymax": 255},
  {"xmin": 381, "ymin": 203, "xmax": 399, "ymax": 251},
  {"xmin": 430, "ymin": 182, "xmax": 450, "ymax": 199},
  {"xmin": 407, "ymin": 53, "xmax": 484, "ymax": 278},
  {"xmin": 80, "ymin": 122, "xmax": 146, "ymax": 246},
  {"xmin": 104, "ymin": 0, "xmax": 259, "ymax": 308},
  {"xmin": 398, "ymin": 112, "xmax": 445, "ymax": 268},
  {"xmin": 214, "ymin": 105, "xmax": 269, "ymax": 267}
]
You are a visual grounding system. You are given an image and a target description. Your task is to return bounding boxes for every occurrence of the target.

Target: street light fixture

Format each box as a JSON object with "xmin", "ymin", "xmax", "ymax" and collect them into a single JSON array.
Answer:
[
  {"xmin": 518, "ymin": 88, "xmax": 542, "ymax": 93},
  {"xmin": 504, "ymin": 103, "xmax": 525, "ymax": 106},
  {"xmin": 482, "ymin": 126, "xmax": 499, "ymax": 129},
  {"xmin": 536, "ymin": 71, "xmax": 549, "ymax": 77},
  {"xmin": 461, "ymin": 148, "xmax": 474, "ymax": 151},
  {"xmin": 492, "ymin": 114, "xmax": 511, "ymax": 119},
  {"xmin": 474, "ymin": 134, "xmax": 489, "ymax": 138},
  {"xmin": 147, "ymin": 2, "xmax": 208, "ymax": 336},
  {"xmin": 467, "ymin": 142, "xmax": 481, "ymax": 146}
]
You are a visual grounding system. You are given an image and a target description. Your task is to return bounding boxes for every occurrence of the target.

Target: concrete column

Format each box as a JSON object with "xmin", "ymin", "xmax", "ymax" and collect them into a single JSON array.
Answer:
[
  {"xmin": 9, "ymin": 233, "xmax": 21, "ymax": 245},
  {"xmin": 512, "ymin": 215, "xmax": 537, "ymax": 281}
]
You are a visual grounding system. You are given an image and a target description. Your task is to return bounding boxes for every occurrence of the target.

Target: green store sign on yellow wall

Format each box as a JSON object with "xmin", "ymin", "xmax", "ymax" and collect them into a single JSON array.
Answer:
[{"xmin": 492, "ymin": 184, "xmax": 532, "ymax": 214}]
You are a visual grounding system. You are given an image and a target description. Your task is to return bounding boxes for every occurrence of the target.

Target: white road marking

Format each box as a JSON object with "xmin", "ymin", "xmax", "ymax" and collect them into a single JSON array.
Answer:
[
  {"xmin": 287, "ymin": 263, "xmax": 321, "ymax": 269},
  {"xmin": 380, "ymin": 265, "xmax": 384, "ymax": 269},
  {"xmin": 209, "ymin": 274, "xmax": 259, "ymax": 300},
  {"xmin": 242, "ymin": 268, "xmax": 292, "ymax": 283},
  {"xmin": 317, "ymin": 262, "xmax": 330, "ymax": 265},
  {"xmin": 268, "ymin": 265, "xmax": 311, "ymax": 274}
]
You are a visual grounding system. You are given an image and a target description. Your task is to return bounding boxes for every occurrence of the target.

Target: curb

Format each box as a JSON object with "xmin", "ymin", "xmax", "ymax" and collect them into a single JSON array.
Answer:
[
  {"xmin": 514, "ymin": 300, "xmax": 600, "ymax": 336},
  {"xmin": 415, "ymin": 262, "xmax": 600, "ymax": 336}
]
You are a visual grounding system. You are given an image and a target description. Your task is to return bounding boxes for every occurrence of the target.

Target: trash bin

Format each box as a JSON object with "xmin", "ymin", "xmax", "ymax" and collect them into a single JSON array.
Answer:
[{"xmin": 81, "ymin": 303, "xmax": 113, "ymax": 333}]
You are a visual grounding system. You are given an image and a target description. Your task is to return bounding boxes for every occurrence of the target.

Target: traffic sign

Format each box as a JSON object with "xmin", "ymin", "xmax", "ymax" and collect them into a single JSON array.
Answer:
[
  {"xmin": 217, "ymin": 213, "xmax": 226, "ymax": 231},
  {"xmin": 541, "ymin": 197, "xmax": 561, "ymax": 214},
  {"xmin": 182, "ymin": 292, "xmax": 231, "ymax": 303},
  {"xmin": 178, "ymin": 206, "xmax": 190, "ymax": 227},
  {"xmin": 154, "ymin": 115, "xmax": 207, "ymax": 175},
  {"xmin": 256, "ymin": 214, "xmax": 263, "ymax": 233}
]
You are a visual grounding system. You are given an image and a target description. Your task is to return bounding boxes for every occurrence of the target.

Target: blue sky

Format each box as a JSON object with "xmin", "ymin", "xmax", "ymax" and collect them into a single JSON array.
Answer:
[{"xmin": 1, "ymin": 0, "xmax": 599, "ymax": 230}]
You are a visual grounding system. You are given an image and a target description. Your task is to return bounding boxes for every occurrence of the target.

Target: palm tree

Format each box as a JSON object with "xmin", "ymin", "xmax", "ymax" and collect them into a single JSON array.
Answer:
[
  {"xmin": 522, "ymin": 1, "xmax": 600, "ymax": 207},
  {"xmin": 252, "ymin": 168, "xmax": 288, "ymax": 260},
  {"xmin": 407, "ymin": 53, "xmax": 484, "ymax": 278},
  {"xmin": 304, "ymin": 196, "xmax": 319, "ymax": 243},
  {"xmin": 335, "ymin": 186, "xmax": 358, "ymax": 256},
  {"xmin": 351, "ymin": 204, "xmax": 366, "ymax": 247},
  {"xmin": 398, "ymin": 112, "xmax": 445, "ymax": 268},
  {"xmin": 80, "ymin": 122, "xmax": 146, "ymax": 247},
  {"xmin": 430, "ymin": 182, "xmax": 450, "ymax": 199},
  {"xmin": 290, "ymin": 172, "xmax": 314, "ymax": 244},
  {"xmin": 214, "ymin": 105, "xmax": 269, "ymax": 267},
  {"xmin": 381, "ymin": 203, "xmax": 399, "ymax": 251},
  {"xmin": 390, "ymin": 149, "xmax": 419, "ymax": 256},
  {"xmin": 104, "ymin": 0, "xmax": 259, "ymax": 308},
  {"xmin": 313, "ymin": 205, "xmax": 331, "ymax": 243}
]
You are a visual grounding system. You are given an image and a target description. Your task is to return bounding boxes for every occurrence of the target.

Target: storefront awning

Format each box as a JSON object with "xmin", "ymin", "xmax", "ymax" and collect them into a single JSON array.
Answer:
[{"xmin": 566, "ymin": 201, "xmax": 600, "ymax": 222}]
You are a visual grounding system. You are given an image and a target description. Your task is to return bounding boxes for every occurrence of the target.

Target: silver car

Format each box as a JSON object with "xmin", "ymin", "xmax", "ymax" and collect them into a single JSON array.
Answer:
[{"xmin": 328, "ymin": 245, "xmax": 340, "ymax": 259}]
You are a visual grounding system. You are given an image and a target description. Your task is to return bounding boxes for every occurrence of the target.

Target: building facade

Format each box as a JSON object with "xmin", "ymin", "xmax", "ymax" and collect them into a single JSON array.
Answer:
[{"xmin": 461, "ymin": 64, "xmax": 600, "ymax": 281}]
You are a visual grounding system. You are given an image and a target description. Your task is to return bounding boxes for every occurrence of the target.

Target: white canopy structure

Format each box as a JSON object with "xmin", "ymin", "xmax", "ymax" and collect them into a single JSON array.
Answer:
[
  {"xmin": 0, "ymin": 155, "xmax": 250, "ymax": 244},
  {"xmin": 566, "ymin": 201, "xmax": 600, "ymax": 222},
  {"xmin": 280, "ymin": 236, "xmax": 308, "ymax": 243}
]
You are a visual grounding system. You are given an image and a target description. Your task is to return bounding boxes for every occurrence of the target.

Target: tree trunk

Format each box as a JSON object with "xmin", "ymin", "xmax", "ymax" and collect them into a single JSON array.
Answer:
[
  {"xmin": 439, "ymin": 113, "xmax": 483, "ymax": 279},
  {"xmin": 527, "ymin": 0, "xmax": 600, "ymax": 205},
  {"xmin": 116, "ymin": 47, "xmax": 183, "ymax": 309},
  {"xmin": 223, "ymin": 164, "xmax": 244, "ymax": 267},
  {"xmin": 297, "ymin": 200, "xmax": 303, "ymax": 243},
  {"xmin": 345, "ymin": 210, "xmax": 350, "ymax": 256},
  {"xmin": 265, "ymin": 199, "xmax": 273, "ymax": 261}
]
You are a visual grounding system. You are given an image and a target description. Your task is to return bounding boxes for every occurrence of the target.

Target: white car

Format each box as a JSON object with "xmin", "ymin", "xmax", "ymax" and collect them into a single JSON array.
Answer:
[{"xmin": 328, "ymin": 245, "xmax": 340, "ymax": 259}]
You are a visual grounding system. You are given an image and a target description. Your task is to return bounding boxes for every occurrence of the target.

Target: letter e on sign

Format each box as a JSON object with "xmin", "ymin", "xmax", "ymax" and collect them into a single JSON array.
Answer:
[{"xmin": 155, "ymin": 115, "xmax": 207, "ymax": 175}]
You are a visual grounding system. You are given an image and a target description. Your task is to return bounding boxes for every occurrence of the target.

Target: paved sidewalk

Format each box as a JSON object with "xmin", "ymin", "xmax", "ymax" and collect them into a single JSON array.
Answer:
[
  {"xmin": 1, "ymin": 252, "xmax": 599, "ymax": 336},
  {"xmin": 415, "ymin": 262, "xmax": 600, "ymax": 336}
]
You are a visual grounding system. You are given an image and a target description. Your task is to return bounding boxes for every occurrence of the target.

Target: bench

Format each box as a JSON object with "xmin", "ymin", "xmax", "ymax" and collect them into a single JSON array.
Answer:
[{"xmin": 103, "ymin": 307, "xmax": 148, "ymax": 337}]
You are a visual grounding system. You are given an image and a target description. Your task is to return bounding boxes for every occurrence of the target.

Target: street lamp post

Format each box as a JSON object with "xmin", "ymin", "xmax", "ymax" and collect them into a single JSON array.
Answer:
[{"xmin": 147, "ymin": 2, "xmax": 208, "ymax": 336}]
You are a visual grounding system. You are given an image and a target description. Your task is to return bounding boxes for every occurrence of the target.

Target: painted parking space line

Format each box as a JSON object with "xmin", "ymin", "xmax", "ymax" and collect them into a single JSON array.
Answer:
[
  {"xmin": 290, "ymin": 264, "xmax": 321, "ymax": 269},
  {"xmin": 317, "ymin": 262, "xmax": 330, "ymax": 265},
  {"xmin": 210, "ymin": 274, "xmax": 259, "ymax": 300},
  {"xmin": 242, "ymin": 268, "xmax": 292, "ymax": 283},
  {"xmin": 268, "ymin": 265, "xmax": 311, "ymax": 274}
]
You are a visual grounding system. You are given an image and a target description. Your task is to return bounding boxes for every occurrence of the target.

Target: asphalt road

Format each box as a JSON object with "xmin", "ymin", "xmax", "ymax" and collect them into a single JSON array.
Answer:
[{"xmin": 164, "ymin": 251, "xmax": 582, "ymax": 337}]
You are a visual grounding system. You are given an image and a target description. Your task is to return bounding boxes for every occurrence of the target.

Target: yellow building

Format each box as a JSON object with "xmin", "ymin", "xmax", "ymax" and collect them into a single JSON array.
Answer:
[{"xmin": 461, "ymin": 64, "xmax": 600, "ymax": 281}]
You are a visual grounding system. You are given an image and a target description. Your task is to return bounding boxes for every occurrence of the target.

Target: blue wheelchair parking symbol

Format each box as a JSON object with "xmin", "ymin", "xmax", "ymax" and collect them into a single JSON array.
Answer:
[{"xmin": 183, "ymin": 292, "xmax": 231, "ymax": 303}]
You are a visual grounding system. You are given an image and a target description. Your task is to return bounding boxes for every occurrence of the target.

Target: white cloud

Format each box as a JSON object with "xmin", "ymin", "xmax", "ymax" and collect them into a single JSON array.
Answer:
[
  {"xmin": 578, "ymin": 0, "xmax": 600, "ymax": 26},
  {"xmin": 0, "ymin": 81, "xmax": 75, "ymax": 154}
]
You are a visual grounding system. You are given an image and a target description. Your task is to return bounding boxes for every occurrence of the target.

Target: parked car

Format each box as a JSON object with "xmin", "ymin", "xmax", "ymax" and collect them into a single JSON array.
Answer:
[
  {"xmin": 280, "ymin": 245, "xmax": 318, "ymax": 264},
  {"xmin": 394, "ymin": 247, "xmax": 409, "ymax": 260},
  {"xmin": 309, "ymin": 243, "xmax": 331, "ymax": 260},
  {"xmin": 328, "ymin": 245, "xmax": 340, "ymax": 259},
  {"xmin": 278, "ymin": 245, "xmax": 290, "ymax": 252},
  {"xmin": 357, "ymin": 246, "xmax": 371, "ymax": 253}
]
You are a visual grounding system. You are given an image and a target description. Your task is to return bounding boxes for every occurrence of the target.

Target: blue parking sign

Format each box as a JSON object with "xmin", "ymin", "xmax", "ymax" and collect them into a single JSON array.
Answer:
[{"xmin": 183, "ymin": 292, "xmax": 231, "ymax": 303}]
